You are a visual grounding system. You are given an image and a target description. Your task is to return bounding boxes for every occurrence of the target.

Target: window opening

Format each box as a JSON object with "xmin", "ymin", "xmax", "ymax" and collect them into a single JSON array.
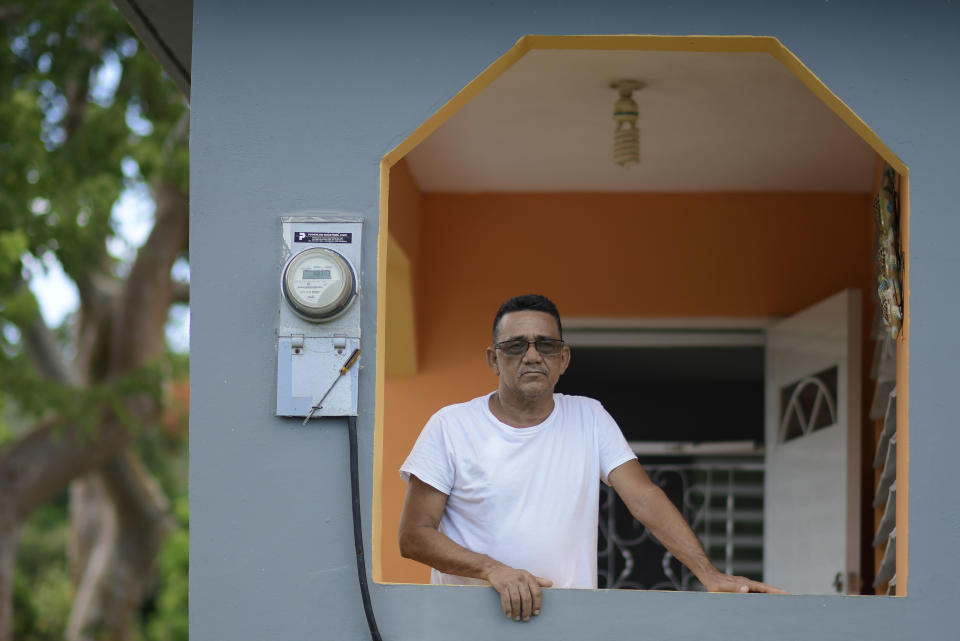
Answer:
[{"xmin": 375, "ymin": 36, "xmax": 909, "ymax": 596}]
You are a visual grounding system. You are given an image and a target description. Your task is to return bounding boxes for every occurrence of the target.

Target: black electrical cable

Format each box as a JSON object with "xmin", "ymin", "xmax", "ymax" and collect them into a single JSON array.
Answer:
[{"xmin": 348, "ymin": 415, "xmax": 383, "ymax": 641}]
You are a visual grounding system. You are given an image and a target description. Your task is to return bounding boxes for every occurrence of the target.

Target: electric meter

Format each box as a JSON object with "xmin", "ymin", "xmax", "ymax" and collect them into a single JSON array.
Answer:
[
  {"xmin": 276, "ymin": 215, "xmax": 363, "ymax": 418},
  {"xmin": 281, "ymin": 247, "xmax": 357, "ymax": 321}
]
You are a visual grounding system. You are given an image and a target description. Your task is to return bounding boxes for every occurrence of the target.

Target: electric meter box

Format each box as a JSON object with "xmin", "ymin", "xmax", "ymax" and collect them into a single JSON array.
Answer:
[{"xmin": 276, "ymin": 215, "xmax": 362, "ymax": 418}]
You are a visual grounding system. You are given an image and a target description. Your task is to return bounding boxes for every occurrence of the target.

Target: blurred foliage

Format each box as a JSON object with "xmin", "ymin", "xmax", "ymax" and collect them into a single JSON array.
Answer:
[
  {"xmin": 1, "ymin": 0, "xmax": 190, "ymax": 638},
  {"xmin": 12, "ymin": 501, "xmax": 72, "ymax": 641},
  {"xmin": 144, "ymin": 497, "xmax": 189, "ymax": 641},
  {"xmin": 0, "ymin": 0, "xmax": 188, "ymax": 298},
  {"xmin": 0, "ymin": 0, "xmax": 189, "ymax": 421}
]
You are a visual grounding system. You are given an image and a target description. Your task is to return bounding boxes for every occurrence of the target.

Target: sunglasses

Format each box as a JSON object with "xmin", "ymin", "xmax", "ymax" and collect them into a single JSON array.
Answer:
[{"xmin": 494, "ymin": 338, "xmax": 565, "ymax": 357}]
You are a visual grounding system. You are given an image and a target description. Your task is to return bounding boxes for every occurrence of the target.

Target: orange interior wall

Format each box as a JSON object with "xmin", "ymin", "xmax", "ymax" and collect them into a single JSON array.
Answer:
[{"xmin": 382, "ymin": 189, "xmax": 875, "ymax": 583}]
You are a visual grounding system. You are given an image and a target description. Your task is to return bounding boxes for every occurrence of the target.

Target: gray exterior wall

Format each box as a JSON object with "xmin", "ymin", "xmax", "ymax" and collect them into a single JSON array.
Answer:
[{"xmin": 189, "ymin": 1, "xmax": 960, "ymax": 639}]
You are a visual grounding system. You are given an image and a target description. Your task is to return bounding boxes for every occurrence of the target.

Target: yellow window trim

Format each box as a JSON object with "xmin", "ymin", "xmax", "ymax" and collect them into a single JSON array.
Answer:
[{"xmin": 384, "ymin": 234, "xmax": 417, "ymax": 377}]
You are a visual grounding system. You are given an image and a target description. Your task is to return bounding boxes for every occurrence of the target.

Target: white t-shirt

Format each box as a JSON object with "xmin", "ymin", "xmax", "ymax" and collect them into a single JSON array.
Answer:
[{"xmin": 399, "ymin": 392, "xmax": 636, "ymax": 589}]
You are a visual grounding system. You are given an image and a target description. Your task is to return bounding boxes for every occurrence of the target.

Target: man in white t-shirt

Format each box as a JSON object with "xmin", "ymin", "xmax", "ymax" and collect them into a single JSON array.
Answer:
[{"xmin": 398, "ymin": 294, "xmax": 783, "ymax": 623}]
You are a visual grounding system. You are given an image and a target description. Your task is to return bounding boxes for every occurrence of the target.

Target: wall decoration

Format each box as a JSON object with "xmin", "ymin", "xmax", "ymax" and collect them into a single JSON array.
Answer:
[{"xmin": 874, "ymin": 164, "xmax": 903, "ymax": 338}]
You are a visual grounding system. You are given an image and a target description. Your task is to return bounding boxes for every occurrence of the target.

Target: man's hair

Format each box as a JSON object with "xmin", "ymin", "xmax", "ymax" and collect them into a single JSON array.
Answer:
[{"xmin": 492, "ymin": 294, "xmax": 563, "ymax": 342}]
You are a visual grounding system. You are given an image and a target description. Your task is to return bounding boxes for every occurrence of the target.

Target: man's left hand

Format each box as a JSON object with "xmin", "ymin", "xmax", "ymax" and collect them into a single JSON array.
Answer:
[{"xmin": 701, "ymin": 572, "xmax": 786, "ymax": 594}]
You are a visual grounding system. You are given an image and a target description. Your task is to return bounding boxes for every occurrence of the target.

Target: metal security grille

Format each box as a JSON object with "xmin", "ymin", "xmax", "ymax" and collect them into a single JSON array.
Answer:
[{"xmin": 598, "ymin": 460, "xmax": 765, "ymax": 590}]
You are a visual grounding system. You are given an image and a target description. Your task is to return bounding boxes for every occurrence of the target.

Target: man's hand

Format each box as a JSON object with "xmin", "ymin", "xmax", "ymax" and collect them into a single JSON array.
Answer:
[
  {"xmin": 400, "ymin": 477, "xmax": 554, "ymax": 621},
  {"xmin": 700, "ymin": 571, "xmax": 786, "ymax": 594},
  {"xmin": 484, "ymin": 564, "xmax": 553, "ymax": 621}
]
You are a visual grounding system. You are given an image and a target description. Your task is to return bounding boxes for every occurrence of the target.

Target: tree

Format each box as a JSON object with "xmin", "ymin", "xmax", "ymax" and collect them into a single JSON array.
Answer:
[{"xmin": 0, "ymin": 2, "xmax": 189, "ymax": 639}]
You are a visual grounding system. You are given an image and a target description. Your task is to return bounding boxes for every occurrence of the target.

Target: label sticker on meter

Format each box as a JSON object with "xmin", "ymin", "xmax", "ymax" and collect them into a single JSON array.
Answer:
[{"xmin": 294, "ymin": 231, "xmax": 352, "ymax": 243}]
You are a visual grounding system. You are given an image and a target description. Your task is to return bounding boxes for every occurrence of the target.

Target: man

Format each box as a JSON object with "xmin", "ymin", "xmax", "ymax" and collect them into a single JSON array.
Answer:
[{"xmin": 398, "ymin": 294, "xmax": 783, "ymax": 623}]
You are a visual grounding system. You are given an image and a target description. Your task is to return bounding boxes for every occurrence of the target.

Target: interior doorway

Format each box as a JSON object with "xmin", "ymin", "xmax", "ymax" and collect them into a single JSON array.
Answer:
[
  {"xmin": 557, "ymin": 290, "xmax": 862, "ymax": 594},
  {"xmin": 557, "ymin": 325, "xmax": 766, "ymax": 589}
]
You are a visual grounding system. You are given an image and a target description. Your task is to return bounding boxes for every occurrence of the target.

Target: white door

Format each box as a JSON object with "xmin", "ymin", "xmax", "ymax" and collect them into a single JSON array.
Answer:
[{"xmin": 763, "ymin": 290, "xmax": 861, "ymax": 594}]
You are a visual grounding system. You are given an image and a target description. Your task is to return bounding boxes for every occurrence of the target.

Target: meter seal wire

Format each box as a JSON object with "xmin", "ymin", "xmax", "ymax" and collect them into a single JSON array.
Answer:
[{"xmin": 303, "ymin": 348, "xmax": 361, "ymax": 425}]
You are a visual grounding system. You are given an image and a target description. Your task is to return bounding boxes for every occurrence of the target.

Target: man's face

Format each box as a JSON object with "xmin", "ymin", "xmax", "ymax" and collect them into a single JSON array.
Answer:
[{"xmin": 486, "ymin": 310, "xmax": 570, "ymax": 400}]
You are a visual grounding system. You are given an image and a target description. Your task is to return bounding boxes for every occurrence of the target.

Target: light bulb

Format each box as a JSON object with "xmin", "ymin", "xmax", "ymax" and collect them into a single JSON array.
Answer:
[{"xmin": 609, "ymin": 80, "xmax": 644, "ymax": 167}]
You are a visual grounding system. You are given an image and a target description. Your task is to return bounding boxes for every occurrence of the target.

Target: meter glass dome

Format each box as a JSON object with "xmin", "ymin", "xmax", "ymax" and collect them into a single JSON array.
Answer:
[{"xmin": 282, "ymin": 247, "xmax": 357, "ymax": 321}]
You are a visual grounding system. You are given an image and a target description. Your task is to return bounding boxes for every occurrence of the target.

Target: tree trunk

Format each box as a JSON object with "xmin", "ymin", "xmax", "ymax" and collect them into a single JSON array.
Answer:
[
  {"xmin": 69, "ymin": 476, "xmax": 109, "ymax": 586},
  {"xmin": 0, "ymin": 525, "xmax": 20, "ymax": 641},
  {"xmin": 64, "ymin": 178, "xmax": 187, "ymax": 639},
  {"xmin": 100, "ymin": 452, "xmax": 173, "ymax": 641},
  {"xmin": 66, "ymin": 451, "xmax": 173, "ymax": 641},
  {"xmin": 66, "ymin": 476, "xmax": 117, "ymax": 641}
]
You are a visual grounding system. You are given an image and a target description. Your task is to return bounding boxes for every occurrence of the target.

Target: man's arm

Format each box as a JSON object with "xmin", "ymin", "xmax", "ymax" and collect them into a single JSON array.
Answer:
[
  {"xmin": 398, "ymin": 475, "xmax": 553, "ymax": 621},
  {"xmin": 608, "ymin": 459, "xmax": 785, "ymax": 594}
]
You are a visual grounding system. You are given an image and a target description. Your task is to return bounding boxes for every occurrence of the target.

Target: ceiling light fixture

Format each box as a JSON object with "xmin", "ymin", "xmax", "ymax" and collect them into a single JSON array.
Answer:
[{"xmin": 609, "ymin": 79, "xmax": 645, "ymax": 167}]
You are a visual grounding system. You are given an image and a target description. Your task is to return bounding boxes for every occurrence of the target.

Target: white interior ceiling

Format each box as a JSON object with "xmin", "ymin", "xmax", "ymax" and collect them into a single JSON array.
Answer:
[{"xmin": 405, "ymin": 49, "xmax": 879, "ymax": 192}]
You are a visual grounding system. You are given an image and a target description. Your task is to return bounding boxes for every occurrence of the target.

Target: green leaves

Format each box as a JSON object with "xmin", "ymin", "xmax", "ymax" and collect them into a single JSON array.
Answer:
[
  {"xmin": 12, "ymin": 502, "xmax": 73, "ymax": 641},
  {"xmin": 145, "ymin": 496, "xmax": 189, "ymax": 641},
  {"xmin": 0, "ymin": 0, "xmax": 189, "ymax": 290},
  {"xmin": 0, "ymin": 286, "xmax": 40, "ymax": 327},
  {"xmin": 0, "ymin": 230, "xmax": 29, "ymax": 280}
]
